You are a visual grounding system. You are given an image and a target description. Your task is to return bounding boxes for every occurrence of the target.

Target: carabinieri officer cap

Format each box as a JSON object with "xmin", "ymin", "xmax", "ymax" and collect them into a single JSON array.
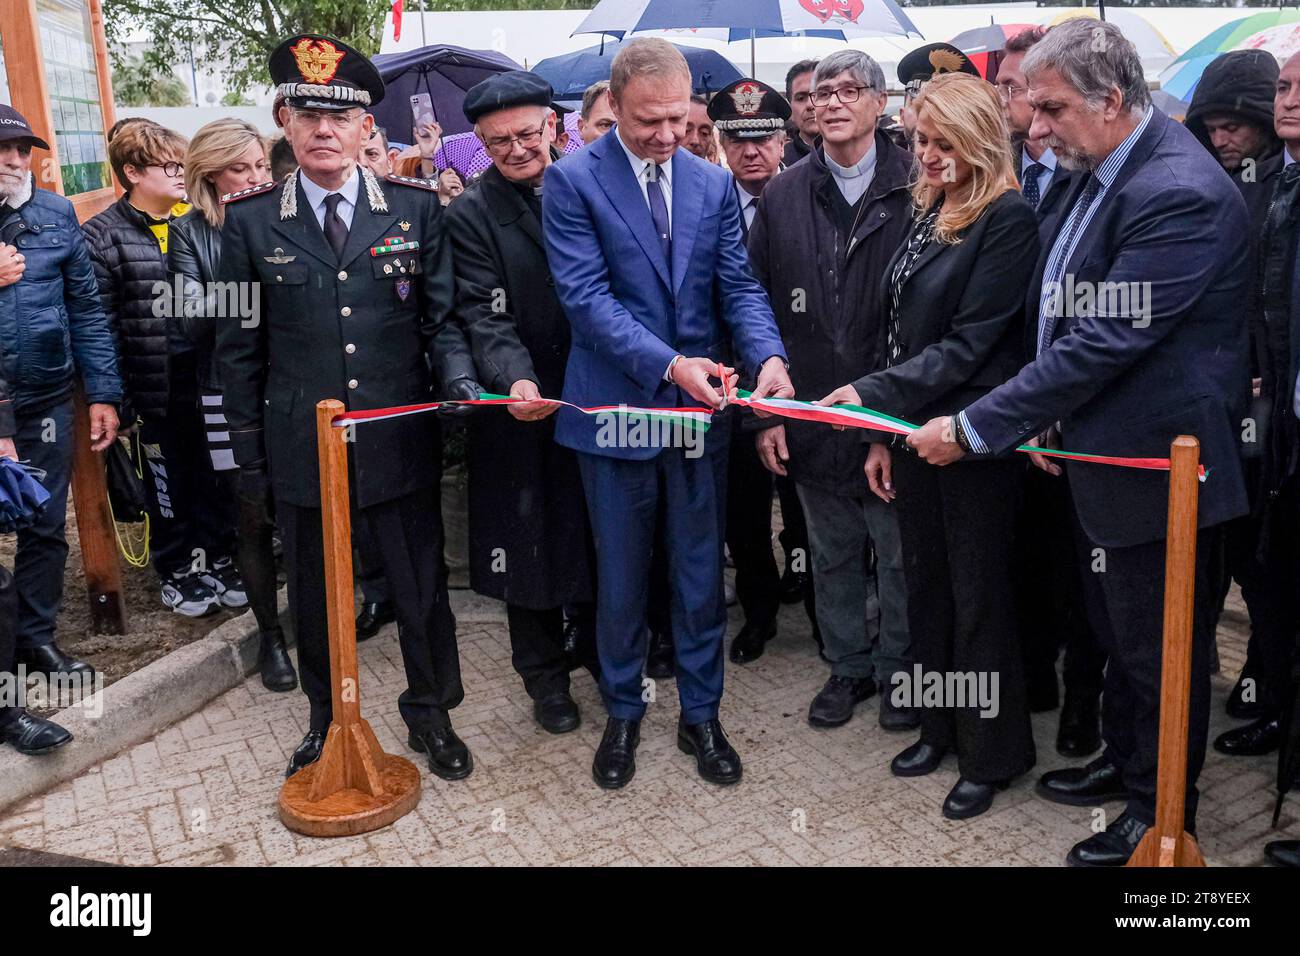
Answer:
[
  {"xmin": 707, "ymin": 78, "xmax": 791, "ymax": 139},
  {"xmin": 269, "ymin": 33, "xmax": 385, "ymax": 111}
]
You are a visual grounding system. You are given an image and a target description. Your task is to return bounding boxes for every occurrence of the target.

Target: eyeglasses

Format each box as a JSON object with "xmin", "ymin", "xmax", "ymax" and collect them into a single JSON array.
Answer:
[
  {"xmin": 811, "ymin": 85, "xmax": 873, "ymax": 107},
  {"xmin": 996, "ymin": 83, "xmax": 1027, "ymax": 103},
  {"xmin": 904, "ymin": 79, "xmax": 926, "ymax": 101},
  {"xmin": 150, "ymin": 162, "xmax": 184, "ymax": 177},
  {"xmin": 289, "ymin": 108, "xmax": 361, "ymax": 130},
  {"xmin": 481, "ymin": 124, "xmax": 546, "ymax": 156}
]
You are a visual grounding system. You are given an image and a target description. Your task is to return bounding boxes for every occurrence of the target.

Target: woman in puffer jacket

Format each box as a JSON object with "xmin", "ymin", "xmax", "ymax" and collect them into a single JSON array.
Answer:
[{"xmin": 169, "ymin": 118, "xmax": 295, "ymax": 692}]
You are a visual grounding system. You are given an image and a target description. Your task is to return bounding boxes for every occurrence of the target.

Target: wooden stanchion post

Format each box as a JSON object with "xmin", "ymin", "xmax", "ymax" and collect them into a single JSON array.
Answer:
[
  {"xmin": 1127, "ymin": 436, "xmax": 1207, "ymax": 867},
  {"xmin": 279, "ymin": 400, "xmax": 420, "ymax": 837}
]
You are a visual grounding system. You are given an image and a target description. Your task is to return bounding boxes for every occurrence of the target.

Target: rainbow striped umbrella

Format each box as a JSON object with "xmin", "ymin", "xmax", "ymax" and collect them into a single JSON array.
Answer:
[{"xmin": 1158, "ymin": 11, "xmax": 1300, "ymax": 104}]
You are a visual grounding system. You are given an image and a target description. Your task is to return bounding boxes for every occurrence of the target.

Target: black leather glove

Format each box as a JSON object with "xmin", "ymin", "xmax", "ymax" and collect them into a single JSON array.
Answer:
[
  {"xmin": 438, "ymin": 377, "xmax": 483, "ymax": 419},
  {"xmin": 236, "ymin": 461, "xmax": 274, "ymax": 528}
]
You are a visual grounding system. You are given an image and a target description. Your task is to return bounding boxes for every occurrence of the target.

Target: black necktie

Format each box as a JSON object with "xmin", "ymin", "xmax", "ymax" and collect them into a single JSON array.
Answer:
[
  {"xmin": 1022, "ymin": 162, "xmax": 1047, "ymax": 209},
  {"xmin": 645, "ymin": 163, "xmax": 671, "ymax": 263},
  {"xmin": 323, "ymin": 192, "xmax": 348, "ymax": 261}
]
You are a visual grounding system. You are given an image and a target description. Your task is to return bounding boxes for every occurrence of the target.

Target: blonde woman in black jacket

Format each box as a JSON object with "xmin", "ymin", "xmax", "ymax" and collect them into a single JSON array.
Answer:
[
  {"xmin": 169, "ymin": 119, "xmax": 295, "ymax": 692},
  {"xmin": 820, "ymin": 73, "xmax": 1040, "ymax": 820}
]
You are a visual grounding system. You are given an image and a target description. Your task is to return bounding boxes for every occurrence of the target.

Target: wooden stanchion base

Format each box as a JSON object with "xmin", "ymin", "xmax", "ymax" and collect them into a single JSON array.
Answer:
[
  {"xmin": 1127, "ymin": 830, "xmax": 1206, "ymax": 867},
  {"xmin": 279, "ymin": 719, "xmax": 421, "ymax": 838}
]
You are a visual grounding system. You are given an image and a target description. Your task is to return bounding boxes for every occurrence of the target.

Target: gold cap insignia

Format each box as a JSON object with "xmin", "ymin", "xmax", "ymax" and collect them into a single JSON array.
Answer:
[
  {"xmin": 929, "ymin": 49, "xmax": 965, "ymax": 75},
  {"xmin": 290, "ymin": 38, "xmax": 345, "ymax": 86}
]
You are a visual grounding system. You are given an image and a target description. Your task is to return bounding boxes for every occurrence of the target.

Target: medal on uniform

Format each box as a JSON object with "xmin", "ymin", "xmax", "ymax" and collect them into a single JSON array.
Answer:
[
  {"xmin": 370, "ymin": 238, "xmax": 420, "ymax": 256},
  {"xmin": 398, "ymin": 220, "xmax": 411, "ymax": 232},
  {"xmin": 395, "ymin": 278, "xmax": 412, "ymax": 302}
]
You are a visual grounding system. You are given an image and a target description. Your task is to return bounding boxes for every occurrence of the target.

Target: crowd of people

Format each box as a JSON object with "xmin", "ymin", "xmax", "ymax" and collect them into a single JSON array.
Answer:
[{"xmin": 0, "ymin": 19, "xmax": 1297, "ymax": 867}]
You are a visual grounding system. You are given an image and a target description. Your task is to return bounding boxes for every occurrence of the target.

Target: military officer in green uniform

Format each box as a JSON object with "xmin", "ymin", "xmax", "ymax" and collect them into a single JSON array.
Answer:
[{"xmin": 216, "ymin": 34, "xmax": 482, "ymax": 781}]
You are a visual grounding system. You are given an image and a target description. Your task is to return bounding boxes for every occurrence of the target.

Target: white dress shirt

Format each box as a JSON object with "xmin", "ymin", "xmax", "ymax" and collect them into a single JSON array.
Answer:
[
  {"xmin": 299, "ymin": 167, "xmax": 359, "ymax": 230},
  {"xmin": 616, "ymin": 127, "xmax": 673, "ymax": 234}
]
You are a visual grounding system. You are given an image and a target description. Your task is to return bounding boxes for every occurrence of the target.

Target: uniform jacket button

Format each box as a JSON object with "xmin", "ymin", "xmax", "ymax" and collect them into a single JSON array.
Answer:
[
  {"xmin": 345, "ymin": 343, "xmax": 356, "ymax": 354},
  {"xmin": 348, "ymin": 379, "xmax": 359, "ymax": 389},
  {"xmin": 338, "ymin": 270, "xmax": 348, "ymax": 281},
  {"xmin": 341, "ymin": 306, "xmax": 352, "ymax": 317}
]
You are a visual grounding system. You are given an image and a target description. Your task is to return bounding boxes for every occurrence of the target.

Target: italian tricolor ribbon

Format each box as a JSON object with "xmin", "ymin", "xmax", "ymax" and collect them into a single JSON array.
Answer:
[{"xmin": 330, "ymin": 381, "xmax": 1205, "ymax": 479}]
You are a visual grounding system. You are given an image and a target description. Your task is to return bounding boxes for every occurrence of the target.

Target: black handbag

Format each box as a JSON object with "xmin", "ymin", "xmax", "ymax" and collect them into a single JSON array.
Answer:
[{"xmin": 105, "ymin": 433, "xmax": 148, "ymax": 523}]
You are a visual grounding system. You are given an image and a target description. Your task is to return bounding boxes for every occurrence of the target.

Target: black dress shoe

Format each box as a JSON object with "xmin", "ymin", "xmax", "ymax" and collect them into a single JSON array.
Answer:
[
  {"xmin": 645, "ymin": 631, "xmax": 674, "ymax": 679},
  {"xmin": 1213, "ymin": 717, "xmax": 1280, "ymax": 757},
  {"xmin": 408, "ymin": 720, "xmax": 474, "ymax": 780},
  {"xmin": 677, "ymin": 718, "xmax": 742, "ymax": 785},
  {"xmin": 1056, "ymin": 693, "xmax": 1102, "ymax": 758},
  {"xmin": 779, "ymin": 568, "xmax": 808, "ymax": 604},
  {"xmin": 1036, "ymin": 756, "xmax": 1128, "ymax": 806},
  {"xmin": 891, "ymin": 740, "xmax": 947, "ymax": 777},
  {"xmin": 16, "ymin": 643, "xmax": 95, "ymax": 679},
  {"xmin": 1066, "ymin": 812, "xmax": 1148, "ymax": 867},
  {"xmin": 592, "ymin": 717, "xmax": 640, "ymax": 789},
  {"xmin": 533, "ymin": 691, "xmax": 580, "ymax": 734},
  {"xmin": 285, "ymin": 730, "xmax": 325, "ymax": 778},
  {"xmin": 354, "ymin": 601, "xmax": 395, "ymax": 642},
  {"xmin": 0, "ymin": 711, "xmax": 73, "ymax": 755},
  {"xmin": 257, "ymin": 627, "xmax": 297, "ymax": 692},
  {"xmin": 1265, "ymin": 840, "xmax": 1300, "ymax": 867},
  {"xmin": 729, "ymin": 619, "xmax": 776, "ymax": 664},
  {"xmin": 878, "ymin": 686, "xmax": 920, "ymax": 731},
  {"xmin": 1225, "ymin": 671, "xmax": 1263, "ymax": 720},
  {"xmin": 942, "ymin": 777, "xmax": 1009, "ymax": 820},
  {"xmin": 808, "ymin": 675, "xmax": 876, "ymax": 727}
]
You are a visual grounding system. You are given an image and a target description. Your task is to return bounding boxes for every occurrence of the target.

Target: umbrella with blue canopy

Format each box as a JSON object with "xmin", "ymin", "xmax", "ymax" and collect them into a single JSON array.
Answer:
[
  {"xmin": 0, "ymin": 458, "xmax": 50, "ymax": 534},
  {"xmin": 574, "ymin": 0, "xmax": 923, "ymax": 74},
  {"xmin": 534, "ymin": 39, "xmax": 742, "ymax": 100},
  {"xmin": 1158, "ymin": 11, "xmax": 1300, "ymax": 105},
  {"xmin": 369, "ymin": 44, "xmax": 524, "ymax": 141}
]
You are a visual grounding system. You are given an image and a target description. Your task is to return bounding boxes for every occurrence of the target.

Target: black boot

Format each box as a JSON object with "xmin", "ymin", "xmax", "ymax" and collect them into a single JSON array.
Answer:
[
  {"xmin": 355, "ymin": 601, "xmax": 395, "ymax": 642},
  {"xmin": 16, "ymin": 643, "xmax": 95, "ymax": 679},
  {"xmin": 257, "ymin": 626, "xmax": 297, "ymax": 692},
  {"xmin": 409, "ymin": 713, "xmax": 474, "ymax": 781},
  {"xmin": 592, "ymin": 717, "xmax": 640, "ymax": 789},
  {"xmin": 1213, "ymin": 716, "xmax": 1281, "ymax": 756}
]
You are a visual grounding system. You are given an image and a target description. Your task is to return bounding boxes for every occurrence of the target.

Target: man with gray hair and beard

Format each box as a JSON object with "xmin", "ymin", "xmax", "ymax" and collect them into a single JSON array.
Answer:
[{"xmin": 906, "ymin": 18, "xmax": 1251, "ymax": 865}]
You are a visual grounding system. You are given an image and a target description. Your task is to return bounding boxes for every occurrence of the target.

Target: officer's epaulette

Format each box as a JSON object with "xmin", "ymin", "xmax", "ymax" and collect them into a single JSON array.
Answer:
[
  {"xmin": 385, "ymin": 173, "xmax": 438, "ymax": 192},
  {"xmin": 220, "ymin": 181, "xmax": 276, "ymax": 204}
]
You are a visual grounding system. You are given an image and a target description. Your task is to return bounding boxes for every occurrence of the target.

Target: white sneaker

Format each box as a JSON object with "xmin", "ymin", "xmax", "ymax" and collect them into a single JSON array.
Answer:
[{"xmin": 200, "ymin": 557, "xmax": 248, "ymax": 608}]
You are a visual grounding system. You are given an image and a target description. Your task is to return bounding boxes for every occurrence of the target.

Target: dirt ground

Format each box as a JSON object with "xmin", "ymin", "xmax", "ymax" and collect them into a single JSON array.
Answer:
[{"xmin": 0, "ymin": 501, "xmax": 236, "ymax": 691}]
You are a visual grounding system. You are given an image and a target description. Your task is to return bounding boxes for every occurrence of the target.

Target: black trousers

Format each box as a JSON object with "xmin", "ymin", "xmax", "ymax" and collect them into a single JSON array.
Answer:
[
  {"xmin": 1073, "ymin": 510, "xmax": 1219, "ymax": 827},
  {"xmin": 140, "ymin": 382, "xmax": 236, "ymax": 579},
  {"xmin": 0, "ymin": 563, "xmax": 17, "ymax": 729},
  {"xmin": 892, "ymin": 452, "xmax": 1035, "ymax": 783},
  {"xmin": 725, "ymin": 421, "xmax": 780, "ymax": 629},
  {"xmin": 12, "ymin": 400, "xmax": 74, "ymax": 650},
  {"xmin": 1015, "ymin": 466, "xmax": 1106, "ymax": 708},
  {"xmin": 353, "ymin": 518, "xmax": 391, "ymax": 606},
  {"xmin": 1254, "ymin": 475, "xmax": 1300, "ymax": 715},
  {"xmin": 506, "ymin": 602, "xmax": 598, "ymax": 699},
  {"xmin": 211, "ymin": 469, "xmax": 281, "ymax": 635},
  {"xmin": 278, "ymin": 485, "xmax": 463, "ymax": 734}
]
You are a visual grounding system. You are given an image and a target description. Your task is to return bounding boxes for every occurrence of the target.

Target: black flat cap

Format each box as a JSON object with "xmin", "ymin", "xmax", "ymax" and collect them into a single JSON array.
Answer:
[
  {"xmin": 270, "ymin": 34, "xmax": 384, "ymax": 111},
  {"xmin": 708, "ymin": 78, "xmax": 791, "ymax": 139},
  {"xmin": 463, "ymin": 71, "xmax": 556, "ymax": 124},
  {"xmin": 897, "ymin": 42, "xmax": 980, "ymax": 86}
]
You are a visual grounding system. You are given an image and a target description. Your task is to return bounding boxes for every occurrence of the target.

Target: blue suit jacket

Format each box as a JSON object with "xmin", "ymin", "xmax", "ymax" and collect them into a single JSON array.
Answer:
[
  {"xmin": 964, "ymin": 111, "xmax": 1250, "ymax": 548},
  {"xmin": 542, "ymin": 130, "xmax": 787, "ymax": 458}
]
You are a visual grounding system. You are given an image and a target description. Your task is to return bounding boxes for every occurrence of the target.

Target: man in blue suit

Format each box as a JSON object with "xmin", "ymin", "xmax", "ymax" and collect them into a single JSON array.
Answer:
[
  {"xmin": 907, "ymin": 20, "xmax": 1250, "ymax": 864},
  {"xmin": 543, "ymin": 39, "xmax": 792, "ymax": 790}
]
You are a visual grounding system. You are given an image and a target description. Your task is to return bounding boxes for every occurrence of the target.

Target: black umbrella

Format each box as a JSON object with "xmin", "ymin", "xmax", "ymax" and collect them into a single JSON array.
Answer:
[{"xmin": 369, "ymin": 44, "xmax": 524, "ymax": 144}]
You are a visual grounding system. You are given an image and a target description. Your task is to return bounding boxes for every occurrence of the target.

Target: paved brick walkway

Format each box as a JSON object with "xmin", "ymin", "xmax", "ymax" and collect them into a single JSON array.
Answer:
[{"xmin": 1, "ymin": 588, "xmax": 1295, "ymax": 866}]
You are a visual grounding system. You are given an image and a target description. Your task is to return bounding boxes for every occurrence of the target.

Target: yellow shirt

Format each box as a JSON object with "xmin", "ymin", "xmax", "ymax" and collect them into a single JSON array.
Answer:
[{"xmin": 143, "ymin": 200, "xmax": 191, "ymax": 254}]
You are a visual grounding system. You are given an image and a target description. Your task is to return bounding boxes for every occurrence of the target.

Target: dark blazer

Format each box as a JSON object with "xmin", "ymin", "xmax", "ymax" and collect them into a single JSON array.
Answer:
[
  {"xmin": 541, "ymin": 128, "xmax": 786, "ymax": 458},
  {"xmin": 446, "ymin": 162, "xmax": 593, "ymax": 609},
  {"xmin": 963, "ymin": 111, "xmax": 1251, "ymax": 548},
  {"xmin": 748, "ymin": 132, "xmax": 914, "ymax": 495},
  {"xmin": 215, "ymin": 170, "xmax": 475, "ymax": 509},
  {"xmin": 851, "ymin": 190, "xmax": 1039, "ymax": 427}
]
